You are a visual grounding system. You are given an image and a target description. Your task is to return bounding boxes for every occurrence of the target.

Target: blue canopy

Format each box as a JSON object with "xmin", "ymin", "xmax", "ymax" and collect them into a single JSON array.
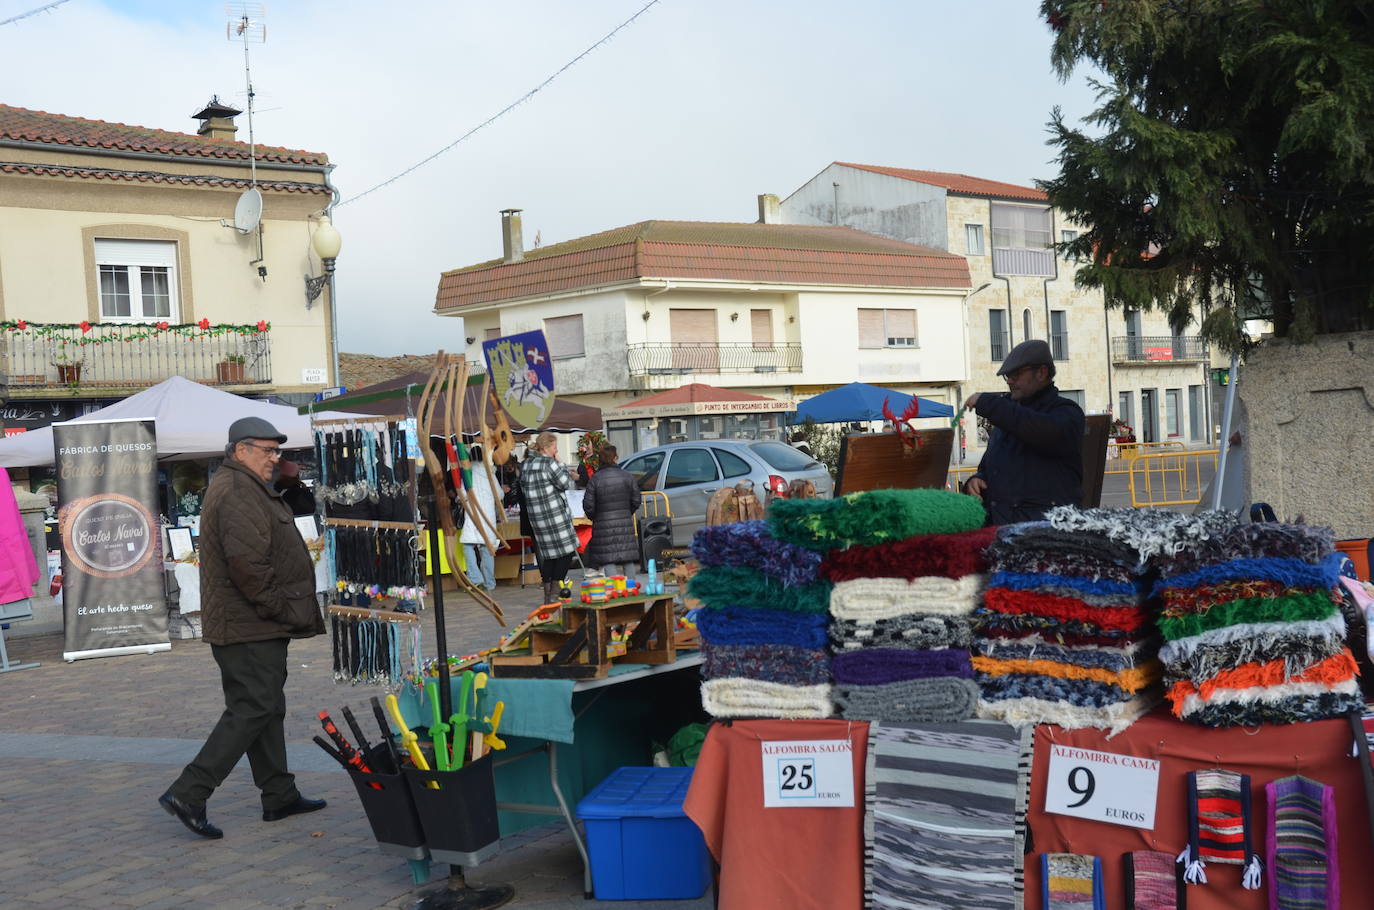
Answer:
[{"xmin": 786, "ymin": 382, "xmax": 954, "ymax": 425}]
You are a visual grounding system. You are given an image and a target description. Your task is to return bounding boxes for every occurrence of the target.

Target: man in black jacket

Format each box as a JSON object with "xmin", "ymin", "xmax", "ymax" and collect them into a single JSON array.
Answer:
[{"xmin": 963, "ymin": 339, "xmax": 1084, "ymax": 525}]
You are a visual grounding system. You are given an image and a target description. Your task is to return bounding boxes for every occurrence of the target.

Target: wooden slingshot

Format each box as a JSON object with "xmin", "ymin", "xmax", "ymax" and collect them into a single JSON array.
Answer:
[{"xmin": 416, "ymin": 352, "xmax": 505, "ymax": 625}]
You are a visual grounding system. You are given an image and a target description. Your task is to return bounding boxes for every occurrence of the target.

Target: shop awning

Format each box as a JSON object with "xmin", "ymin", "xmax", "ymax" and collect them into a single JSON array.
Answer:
[
  {"xmin": 305, "ymin": 372, "xmax": 603, "ymax": 434},
  {"xmin": 0, "ymin": 375, "xmax": 331, "ymax": 467},
  {"xmin": 785, "ymin": 381, "xmax": 954, "ymax": 424},
  {"xmin": 609, "ymin": 383, "xmax": 796, "ymax": 421}
]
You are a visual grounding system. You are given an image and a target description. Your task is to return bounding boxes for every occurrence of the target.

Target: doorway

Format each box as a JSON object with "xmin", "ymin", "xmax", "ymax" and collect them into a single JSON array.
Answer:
[{"xmin": 1140, "ymin": 388, "xmax": 1158, "ymax": 443}]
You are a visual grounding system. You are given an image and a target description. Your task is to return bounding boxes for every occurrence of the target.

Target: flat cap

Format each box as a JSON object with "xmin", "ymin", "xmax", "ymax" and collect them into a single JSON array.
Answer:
[
  {"xmin": 228, "ymin": 416, "xmax": 287, "ymax": 446},
  {"xmin": 996, "ymin": 339, "xmax": 1053, "ymax": 376}
]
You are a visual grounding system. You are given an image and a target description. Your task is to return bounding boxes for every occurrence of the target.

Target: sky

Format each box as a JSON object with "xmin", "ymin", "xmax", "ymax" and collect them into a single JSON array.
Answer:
[{"xmin": 1, "ymin": 0, "xmax": 1101, "ymax": 360}]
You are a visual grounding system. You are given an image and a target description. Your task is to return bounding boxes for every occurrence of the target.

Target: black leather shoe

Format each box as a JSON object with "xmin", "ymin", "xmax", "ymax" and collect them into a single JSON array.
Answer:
[
  {"xmin": 159, "ymin": 790, "xmax": 223, "ymax": 839},
  {"xmin": 262, "ymin": 795, "xmax": 327, "ymax": 822}
]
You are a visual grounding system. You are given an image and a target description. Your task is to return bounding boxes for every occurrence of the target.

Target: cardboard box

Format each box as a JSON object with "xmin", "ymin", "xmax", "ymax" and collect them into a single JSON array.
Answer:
[
  {"xmin": 494, "ymin": 554, "xmax": 520, "ymax": 579},
  {"xmin": 520, "ymin": 568, "xmax": 542, "ymax": 586}
]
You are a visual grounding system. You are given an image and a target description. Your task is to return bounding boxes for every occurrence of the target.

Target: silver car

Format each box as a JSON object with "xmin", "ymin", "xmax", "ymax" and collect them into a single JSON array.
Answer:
[{"xmin": 620, "ymin": 439, "xmax": 833, "ymax": 547}]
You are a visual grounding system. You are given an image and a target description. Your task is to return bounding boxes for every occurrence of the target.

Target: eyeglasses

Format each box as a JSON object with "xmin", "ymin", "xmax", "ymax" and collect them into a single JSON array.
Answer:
[{"xmin": 242, "ymin": 442, "xmax": 282, "ymax": 458}]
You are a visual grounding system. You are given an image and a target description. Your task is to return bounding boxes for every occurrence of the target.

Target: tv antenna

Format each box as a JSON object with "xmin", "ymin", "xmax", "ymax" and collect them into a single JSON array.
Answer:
[{"xmin": 226, "ymin": 3, "xmax": 268, "ymax": 276}]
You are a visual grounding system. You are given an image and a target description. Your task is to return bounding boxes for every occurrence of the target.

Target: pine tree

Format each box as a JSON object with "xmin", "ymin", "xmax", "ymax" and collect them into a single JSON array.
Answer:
[{"xmin": 1040, "ymin": 0, "xmax": 1374, "ymax": 351}]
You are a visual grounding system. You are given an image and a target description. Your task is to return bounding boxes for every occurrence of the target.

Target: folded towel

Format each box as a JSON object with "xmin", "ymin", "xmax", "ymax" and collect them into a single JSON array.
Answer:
[
  {"xmin": 1045, "ymin": 506, "xmax": 1238, "ymax": 562},
  {"xmin": 830, "ymin": 613, "xmax": 973, "ymax": 652},
  {"xmin": 991, "ymin": 522, "xmax": 1142, "ymax": 569},
  {"xmin": 1154, "ymin": 554, "xmax": 1344, "ymax": 597},
  {"xmin": 977, "ymin": 693, "xmax": 1157, "ymax": 736},
  {"xmin": 821, "ymin": 526, "xmax": 996, "ymax": 582},
  {"xmin": 701, "ymin": 643, "xmax": 830, "ymax": 686},
  {"xmin": 1156, "ymin": 591, "xmax": 1339, "ymax": 641},
  {"xmin": 1162, "ymin": 626, "xmax": 1347, "ymax": 686},
  {"xmin": 1154, "ymin": 522, "xmax": 1336, "ymax": 576},
  {"xmin": 769, "ymin": 489, "xmax": 986, "ymax": 551},
  {"xmin": 701, "ymin": 678, "xmax": 833, "ymax": 719},
  {"xmin": 835, "ymin": 677, "xmax": 979, "ymax": 723},
  {"xmin": 1157, "ymin": 614, "xmax": 1345, "ymax": 670},
  {"xmin": 831, "ymin": 648, "xmax": 973, "ymax": 685},
  {"xmin": 974, "ymin": 637, "xmax": 1153, "ymax": 673},
  {"xmin": 990, "ymin": 571, "xmax": 1140, "ymax": 599},
  {"xmin": 973, "ymin": 609, "xmax": 1135, "ymax": 643},
  {"xmin": 696, "ymin": 606, "xmax": 829, "ymax": 650},
  {"xmin": 689, "ymin": 565, "xmax": 832, "ymax": 613},
  {"xmin": 972, "ymin": 656, "xmax": 1160, "ymax": 693},
  {"xmin": 977, "ymin": 672, "xmax": 1138, "ymax": 708},
  {"xmin": 981, "ymin": 588, "xmax": 1149, "ymax": 631},
  {"xmin": 1173, "ymin": 685, "xmax": 1363, "ymax": 727},
  {"xmin": 1166, "ymin": 650, "xmax": 1358, "ymax": 706},
  {"xmin": 690, "ymin": 520, "xmax": 824, "ymax": 585},
  {"xmin": 987, "ymin": 548, "xmax": 1137, "ymax": 583},
  {"xmin": 829, "ymin": 575, "xmax": 986, "ymax": 621}
]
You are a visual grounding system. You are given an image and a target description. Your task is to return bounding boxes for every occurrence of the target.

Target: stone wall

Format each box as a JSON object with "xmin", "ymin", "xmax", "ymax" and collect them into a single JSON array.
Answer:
[{"xmin": 1240, "ymin": 331, "xmax": 1374, "ymax": 538}]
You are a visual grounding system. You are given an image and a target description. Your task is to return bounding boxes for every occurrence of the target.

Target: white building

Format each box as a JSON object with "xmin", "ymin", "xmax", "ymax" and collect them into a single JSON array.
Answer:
[
  {"xmin": 434, "ymin": 210, "xmax": 973, "ymax": 454},
  {"xmin": 780, "ymin": 163, "xmax": 1215, "ymax": 451}
]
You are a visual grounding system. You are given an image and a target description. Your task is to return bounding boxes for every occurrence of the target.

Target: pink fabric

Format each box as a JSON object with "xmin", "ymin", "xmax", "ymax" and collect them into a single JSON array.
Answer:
[{"xmin": 0, "ymin": 468, "xmax": 39, "ymax": 604}]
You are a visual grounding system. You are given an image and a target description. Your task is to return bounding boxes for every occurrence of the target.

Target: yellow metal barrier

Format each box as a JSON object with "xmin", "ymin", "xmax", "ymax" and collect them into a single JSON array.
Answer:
[
  {"xmin": 946, "ymin": 466, "xmax": 977, "ymax": 492},
  {"xmin": 1105, "ymin": 439, "xmax": 1186, "ymax": 475},
  {"xmin": 1128, "ymin": 449, "xmax": 1220, "ymax": 508}
]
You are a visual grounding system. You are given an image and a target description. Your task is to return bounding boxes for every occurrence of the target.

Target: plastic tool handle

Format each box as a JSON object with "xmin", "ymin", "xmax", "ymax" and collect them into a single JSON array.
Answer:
[
  {"xmin": 483, "ymin": 701, "xmax": 506, "ymax": 751},
  {"xmin": 425, "ymin": 680, "xmax": 450, "ymax": 772},
  {"xmin": 341, "ymin": 705, "xmax": 373, "ymax": 760},
  {"xmin": 385, "ymin": 693, "xmax": 437, "ymax": 786},
  {"xmin": 318, "ymin": 711, "xmax": 376, "ymax": 777},
  {"xmin": 449, "ymin": 670, "xmax": 476, "ymax": 770},
  {"xmin": 370, "ymin": 695, "xmax": 401, "ymax": 772}
]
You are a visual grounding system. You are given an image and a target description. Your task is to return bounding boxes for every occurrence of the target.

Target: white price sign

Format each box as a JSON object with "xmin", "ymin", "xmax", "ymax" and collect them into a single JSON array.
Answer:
[
  {"xmin": 760, "ymin": 739, "xmax": 854, "ymax": 808},
  {"xmin": 1044, "ymin": 744, "xmax": 1159, "ymax": 829}
]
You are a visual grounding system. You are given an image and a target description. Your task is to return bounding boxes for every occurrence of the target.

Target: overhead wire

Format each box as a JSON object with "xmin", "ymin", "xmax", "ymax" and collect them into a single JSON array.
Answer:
[
  {"xmin": 336, "ymin": 0, "xmax": 662, "ymax": 208},
  {"xmin": 0, "ymin": 0, "xmax": 73, "ymax": 28}
]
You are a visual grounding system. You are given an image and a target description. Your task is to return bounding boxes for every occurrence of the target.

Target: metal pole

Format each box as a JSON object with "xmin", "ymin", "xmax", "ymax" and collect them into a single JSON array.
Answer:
[
  {"xmin": 1209, "ymin": 351, "xmax": 1240, "ymax": 511},
  {"xmin": 328, "ymin": 271, "xmax": 341, "ymax": 388}
]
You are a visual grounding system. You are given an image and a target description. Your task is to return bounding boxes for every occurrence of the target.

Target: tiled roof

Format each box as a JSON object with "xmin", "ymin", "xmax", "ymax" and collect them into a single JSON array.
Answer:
[
  {"xmin": 834, "ymin": 162, "xmax": 1047, "ymax": 201},
  {"xmin": 0, "ymin": 104, "xmax": 328, "ymax": 166},
  {"xmin": 0, "ymin": 161, "xmax": 329, "ymax": 194},
  {"xmin": 616, "ymin": 383, "xmax": 781, "ymax": 408},
  {"xmin": 338, "ymin": 353, "xmax": 439, "ymax": 391},
  {"xmin": 436, "ymin": 220, "xmax": 971, "ymax": 310}
]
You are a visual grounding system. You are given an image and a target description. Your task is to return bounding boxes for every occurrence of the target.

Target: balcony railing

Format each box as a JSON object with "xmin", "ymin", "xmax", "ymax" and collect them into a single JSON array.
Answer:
[
  {"xmin": 1111, "ymin": 335, "xmax": 1208, "ymax": 364},
  {"xmin": 627, "ymin": 343, "xmax": 803, "ymax": 376},
  {"xmin": 1, "ymin": 321, "xmax": 272, "ymax": 390},
  {"xmin": 992, "ymin": 246, "xmax": 1055, "ymax": 277}
]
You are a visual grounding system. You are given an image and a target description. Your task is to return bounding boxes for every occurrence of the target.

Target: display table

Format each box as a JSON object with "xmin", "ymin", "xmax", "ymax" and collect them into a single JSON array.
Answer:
[
  {"xmin": 398, "ymin": 654, "xmax": 705, "ymax": 893},
  {"xmin": 1026, "ymin": 708, "xmax": 1374, "ymax": 910}
]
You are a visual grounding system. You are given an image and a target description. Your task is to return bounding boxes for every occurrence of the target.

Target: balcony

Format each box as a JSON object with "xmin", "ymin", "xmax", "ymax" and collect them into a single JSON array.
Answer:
[
  {"xmin": 1111, "ymin": 335, "xmax": 1208, "ymax": 364},
  {"xmin": 626, "ymin": 343, "xmax": 803, "ymax": 377},
  {"xmin": 1, "ymin": 321, "xmax": 272, "ymax": 391},
  {"xmin": 991, "ymin": 246, "xmax": 1055, "ymax": 277}
]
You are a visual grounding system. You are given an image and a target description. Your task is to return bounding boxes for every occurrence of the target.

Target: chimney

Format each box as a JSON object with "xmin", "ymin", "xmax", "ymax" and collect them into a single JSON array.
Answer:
[
  {"xmin": 757, "ymin": 193, "xmax": 781, "ymax": 225},
  {"xmin": 501, "ymin": 209, "xmax": 524, "ymax": 263},
  {"xmin": 192, "ymin": 96, "xmax": 242, "ymax": 141}
]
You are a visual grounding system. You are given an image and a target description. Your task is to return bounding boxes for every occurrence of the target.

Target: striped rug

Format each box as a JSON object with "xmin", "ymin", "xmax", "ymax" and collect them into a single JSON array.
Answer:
[{"xmin": 866, "ymin": 721, "xmax": 1020, "ymax": 909}]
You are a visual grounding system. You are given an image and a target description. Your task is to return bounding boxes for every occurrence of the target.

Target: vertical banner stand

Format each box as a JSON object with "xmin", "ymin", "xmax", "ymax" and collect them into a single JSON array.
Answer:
[
  {"xmin": 413, "ymin": 494, "xmax": 513, "ymax": 910},
  {"xmin": 1210, "ymin": 351, "xmax": 1241, "ymax": 512}
]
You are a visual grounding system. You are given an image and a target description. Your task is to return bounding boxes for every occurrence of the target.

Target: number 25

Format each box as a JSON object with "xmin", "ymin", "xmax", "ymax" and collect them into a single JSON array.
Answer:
[{"xmin": 781, "ymin": 762, "xmax": 814, "ymax": 791}]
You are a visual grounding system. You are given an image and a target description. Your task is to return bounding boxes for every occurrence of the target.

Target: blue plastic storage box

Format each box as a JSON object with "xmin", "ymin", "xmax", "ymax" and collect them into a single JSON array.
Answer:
[{"xmin": 575, "ymin": 766, "xmax": 711, "ymax": 901}]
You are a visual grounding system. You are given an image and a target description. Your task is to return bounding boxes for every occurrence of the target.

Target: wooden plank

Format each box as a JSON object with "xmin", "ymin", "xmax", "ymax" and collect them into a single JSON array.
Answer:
[
  {"xmin": 326, "ymin": 605, "xmax": 420, "ymax": 623},
  {"xmin": 324, "ymin": 517, "xmax": 420, "ymax": 530},
  {"xmin": 489, "ymin": 662, "xmax": 607, "ymax": 680}
]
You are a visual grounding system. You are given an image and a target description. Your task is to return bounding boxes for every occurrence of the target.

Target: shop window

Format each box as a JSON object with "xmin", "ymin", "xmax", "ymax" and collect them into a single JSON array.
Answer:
[{"xmin": 95, "ymin": 239, "xmax": 178, "ymax": 322}]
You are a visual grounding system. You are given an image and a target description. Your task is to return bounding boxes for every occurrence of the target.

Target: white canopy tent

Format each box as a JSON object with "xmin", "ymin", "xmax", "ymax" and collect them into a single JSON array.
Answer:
[{"xmin": 0, "ymin": 376, "xmax": 326, "ymax": 467}]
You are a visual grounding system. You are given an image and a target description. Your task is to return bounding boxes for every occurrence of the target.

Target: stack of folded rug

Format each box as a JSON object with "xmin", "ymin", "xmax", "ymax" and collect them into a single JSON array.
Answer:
[
  {"xmin": 1153, "ymin": 522, "xmax": 1363, "ymax": 726},
  {"xmin": 689, "ymin": 521, "xmax": 834, "ymax": 718},
  {"xmin": 972, "ymin": 510, "xmax": 1164, "ymax": 735},
  {"xmin": 822, "ymin": 526, "xmax": 994, "ymax": 723}
]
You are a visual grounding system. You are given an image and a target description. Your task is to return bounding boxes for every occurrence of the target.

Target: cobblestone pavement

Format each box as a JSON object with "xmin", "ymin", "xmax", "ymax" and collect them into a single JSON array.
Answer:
[{"xmin": 0, "ymin": 579, "xmax": 712, "ymax": 909}]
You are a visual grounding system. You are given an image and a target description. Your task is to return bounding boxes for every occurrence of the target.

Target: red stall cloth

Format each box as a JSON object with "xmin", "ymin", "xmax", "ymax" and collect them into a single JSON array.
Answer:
[
  {"xmin": 1026, "ymin": 707, "xmax": 1374, "ymax": 910},
  {"xmin": 684, "ymin": 719, "xmax": 869, "ymax": 910}
]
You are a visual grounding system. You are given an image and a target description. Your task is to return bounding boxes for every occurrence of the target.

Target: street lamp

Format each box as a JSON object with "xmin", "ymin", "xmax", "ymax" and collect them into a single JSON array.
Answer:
[{"xmin": 304, "ymin": 215, "xmax": 342, "ymax": 309}]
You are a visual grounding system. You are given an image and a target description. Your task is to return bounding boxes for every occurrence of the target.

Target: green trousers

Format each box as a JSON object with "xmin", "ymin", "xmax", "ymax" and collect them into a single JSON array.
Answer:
[{"xmin": 170, "ymin": 638, "xmax": 300, "ymax": 811}]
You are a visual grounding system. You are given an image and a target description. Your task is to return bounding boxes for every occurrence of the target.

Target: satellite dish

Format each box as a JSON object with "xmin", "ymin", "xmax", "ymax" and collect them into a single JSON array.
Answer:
[{"xmin": 233, "ymin": 188, "xmax": 263, "ymax": 234}]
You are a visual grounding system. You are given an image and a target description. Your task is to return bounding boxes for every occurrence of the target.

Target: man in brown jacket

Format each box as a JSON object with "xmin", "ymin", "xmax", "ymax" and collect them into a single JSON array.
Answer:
[{"xmin": 160, "ymin": 417, "xmax": 326, "ymax": 838}]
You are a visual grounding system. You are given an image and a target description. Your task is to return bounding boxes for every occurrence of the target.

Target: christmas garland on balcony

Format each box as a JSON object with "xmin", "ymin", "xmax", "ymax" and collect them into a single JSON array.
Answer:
[{"xmin": 0, "ymin": 319, "xmax": 271, "ymax": 346}]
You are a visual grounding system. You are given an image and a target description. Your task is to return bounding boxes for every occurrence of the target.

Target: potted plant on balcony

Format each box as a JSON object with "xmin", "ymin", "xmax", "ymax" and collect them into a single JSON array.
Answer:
[
  {"xmin": 216, "ymin": 353, "xmax": 247, "ymax": 384},
  {"xmin": 51, "ymin": 347, "xmax": 82, "ymax": 386}
]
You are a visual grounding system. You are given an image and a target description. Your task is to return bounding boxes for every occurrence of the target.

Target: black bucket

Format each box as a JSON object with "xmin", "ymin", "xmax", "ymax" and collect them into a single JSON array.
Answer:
[
  {"xmin": 403, "ymin": 752, "xmax": 501, "ymax": 867},
  {"xmin": 345, "ymin": 743, "xmax": 428, "ymax": 861}
]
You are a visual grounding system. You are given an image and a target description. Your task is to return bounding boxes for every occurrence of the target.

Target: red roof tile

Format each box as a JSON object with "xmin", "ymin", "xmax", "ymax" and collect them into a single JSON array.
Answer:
[
  {"xmin": 834, "ymin": 162, "xmax": 1047, "ymax": 201},
  {"xmin": 0, "ymin": 161, "xmax": 329, "ymax": 193},
  {"xmin": 0, "ymin": 104, "xmax": 327, "ymax": 166},
  {"xmin": 435, "ymin": 220, "xmax": 971, "ymax": 310},
  {"xmin": 616, "ymin": 383, "xmax": 782, "ymax": 408}
]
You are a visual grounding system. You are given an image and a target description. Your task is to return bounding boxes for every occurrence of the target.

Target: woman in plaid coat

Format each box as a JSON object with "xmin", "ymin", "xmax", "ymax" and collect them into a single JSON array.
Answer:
[{"xmin": 520, "ymin": 431, "xmax": 578, "ymax": 603}]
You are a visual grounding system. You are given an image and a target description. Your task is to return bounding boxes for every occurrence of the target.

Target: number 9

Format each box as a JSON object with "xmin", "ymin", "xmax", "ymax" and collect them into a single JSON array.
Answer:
[{"xmin": 1067, "ymin": 766, "xmax": 1095, "ymax": 808}]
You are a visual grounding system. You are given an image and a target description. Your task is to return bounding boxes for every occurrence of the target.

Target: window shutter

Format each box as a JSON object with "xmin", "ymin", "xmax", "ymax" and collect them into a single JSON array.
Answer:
[
  {"xmin": 484, "ymin": 327, "xmax": 501, "ymax": 341},
  {"xmin": 885, "ymin": 309, "xmax": 916, "ymax": 346},
  {"xmin": 857, "ymin": 309, "xmax": 885, "ymax": 348},
  {"xmin": 544, "ymin": 314, "xmax": 585, "ymax": 358},
  {"xmin": 750, "ymin": 309, "xmax": 773, "ymax": 350},
  {"xmin": 94, "ymin": 239, "xmax": 176, "ymax": 267}
]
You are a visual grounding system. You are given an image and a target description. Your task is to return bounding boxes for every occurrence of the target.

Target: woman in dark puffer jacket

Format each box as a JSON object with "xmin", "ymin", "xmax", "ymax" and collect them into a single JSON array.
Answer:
[{"xmin": 582, "ymin": 444, "xmax": 642, "ymax": 575}]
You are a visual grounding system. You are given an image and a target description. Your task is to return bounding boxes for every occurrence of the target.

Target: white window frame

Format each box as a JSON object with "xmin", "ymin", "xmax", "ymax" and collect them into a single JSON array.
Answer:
[
  {"xmin": 1060, "ymin": 228, "xmax": 1079, "ymax": 261},
  {"xmin": 965, "ymin": 223, "xmax": 985, "ymax": 256},
  {"xmin": 94, "ymin": 239, "xmax": 179, "ymax": 323}
]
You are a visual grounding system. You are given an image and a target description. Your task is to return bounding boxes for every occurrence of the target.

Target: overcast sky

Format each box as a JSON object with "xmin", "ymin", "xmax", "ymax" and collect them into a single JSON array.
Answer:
[{"xmin": 2, "ymin": 0, "xmax": 1099, "ymax": 361}]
